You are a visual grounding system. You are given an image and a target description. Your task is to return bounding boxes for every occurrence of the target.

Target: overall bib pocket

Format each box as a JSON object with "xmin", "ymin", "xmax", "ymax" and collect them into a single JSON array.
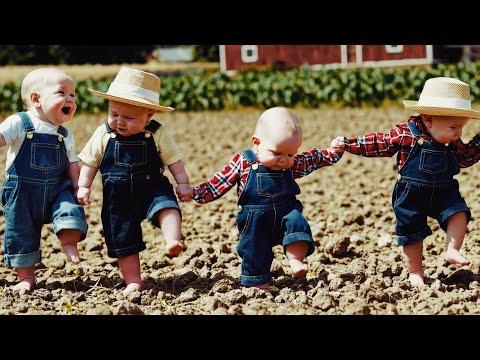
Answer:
[{"xmin": 420, "ymin": 149, "xmax": 447, "ymax": 174}]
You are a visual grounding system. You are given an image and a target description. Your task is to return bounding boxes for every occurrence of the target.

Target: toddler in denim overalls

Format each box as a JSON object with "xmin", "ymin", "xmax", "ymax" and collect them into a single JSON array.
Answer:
[
  {"xmin": 179, "ymin": 107, "xmax": 344, "ymax": 291},
  {"xmin": 333, "ymin": 77, "xmax": 480, "ymax": 286},
  {"xmin": 77, "ymin": 67, "xmax": 190, "ymax": 295},
  {"xmin": 0, "ymin": 68, "xmax": 88, "ymax": 293}
]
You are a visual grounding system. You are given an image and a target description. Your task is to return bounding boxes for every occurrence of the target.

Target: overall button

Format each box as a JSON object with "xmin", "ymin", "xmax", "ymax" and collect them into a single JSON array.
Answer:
[
  {"xmin": 417, "ymin": 138, "xmax": 424, "ymax": 145},
  {"xmin": 26, "ymin": 132, "xmax": 33, "ymax": 139},
  {"xmin": 252, "ymin": 164, "xmax": 258, "ymax": 170},
  {"xmin": 238, "ymin": 205, "xmax": 243, "ymax": 212},
  {"xmin": 110, "ymin": 133, "xmax": 117, "ymax": 138},
  {"xmin": 5, "ymin": 173, "xmax": 9, "ymax": 180},
  {"xmin": 145, "ymin": 132, "xmax": 151, "ymax": 138},
  {"xmin": 397, "ymin": 174, "xmax": 402, "ymax": 180},
  {"xmin": 58, "ymin": 135, "xmax": 63, "ymax": 142}
]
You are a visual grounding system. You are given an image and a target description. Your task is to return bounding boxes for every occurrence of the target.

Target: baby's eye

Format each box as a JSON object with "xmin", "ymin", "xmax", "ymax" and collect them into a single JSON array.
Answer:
[
  {"xmin": 288, "ymin": 154, "xmax": 295, "ymax": 157},
  {"xmin": 272, "ymin": 152, "xmax": 280, "ymax": 155}
]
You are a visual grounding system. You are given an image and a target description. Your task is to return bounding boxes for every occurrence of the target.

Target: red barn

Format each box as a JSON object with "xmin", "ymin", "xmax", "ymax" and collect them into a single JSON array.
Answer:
[{"xmin": 219, "ymin": 45, "xmax": 434, "ymax": 74}]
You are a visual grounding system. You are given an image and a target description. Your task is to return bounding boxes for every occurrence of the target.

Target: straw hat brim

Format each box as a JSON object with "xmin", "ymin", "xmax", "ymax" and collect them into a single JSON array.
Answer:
[
  {"xmin": 89, "ymin": 89, "xmax": 175, "ymax": 112},
  {"xmin": 403, "ymin": 100, "xmax": 480, "ymax": 119}
]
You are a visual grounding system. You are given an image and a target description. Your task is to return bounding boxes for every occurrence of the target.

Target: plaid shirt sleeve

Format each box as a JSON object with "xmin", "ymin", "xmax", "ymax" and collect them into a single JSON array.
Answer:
[
  {"xmin": 344, "ymin": 124, "xmax": 405, "ymax": 158},
  {"xmin": 192, "ymin": 152, "xmax": 242, "ymax": 204},
  {"xmin": 290, "ymin": 147, "xmax": 342, "ymax": 179},
  {"xmin": 450, "ymin": 133, "xmax": 480, "ymax": 168}
]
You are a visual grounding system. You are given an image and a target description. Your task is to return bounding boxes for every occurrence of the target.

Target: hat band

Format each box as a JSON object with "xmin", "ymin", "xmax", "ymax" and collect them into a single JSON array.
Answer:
[
  {"xmin": 107, "ymin": 83, "xmax": 159, "ymax": 103},
  {"xmin": 418, "ymin": 96, "xmax": 471, "ymax": 110}
]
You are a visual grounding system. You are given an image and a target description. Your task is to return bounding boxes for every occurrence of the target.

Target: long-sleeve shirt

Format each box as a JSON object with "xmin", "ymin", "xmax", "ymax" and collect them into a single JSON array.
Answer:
[
  {"xmin": 344, "ymin": 116, "xmax": 480, "ymax": 172},
  {"xmin": 193, "ymin": 147, "xmax": 341, "ymax": 204}
]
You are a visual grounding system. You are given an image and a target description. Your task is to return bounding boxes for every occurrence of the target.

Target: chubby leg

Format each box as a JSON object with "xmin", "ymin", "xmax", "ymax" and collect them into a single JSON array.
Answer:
[
  {"xmin": 444, "ymin": 211, "xmax": 469, "ymax": 265},
  {"xmin": 402, "ymin": 241, "xmax": 424, "ymax": 286},
  {"xmin": 118, "ymin": 254, "xmax": 143, "ymax": 295},
  {"xmin": 156, "ymin": 208, "xmax": 184, "ymax": 256},
  {"xmin": 58, "ymin": 229, "xmax": 82, "ymax": 263},
  {"xmin": 13, "ymin": 266, "xmax": 35, "ymax": 293},
  {"xmin": 285, "ymin": 241, "xmax": 309, "ymax": 278}
]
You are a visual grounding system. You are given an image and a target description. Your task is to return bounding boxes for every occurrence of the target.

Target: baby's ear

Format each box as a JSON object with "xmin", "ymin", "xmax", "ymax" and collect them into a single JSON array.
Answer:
[
  {"xmin": 30, "ymin": 92, "xmax": 40, "ymax": 106},
  {"xmin": 147, "ymin": 109, "xmax": 155, "ymax": 120},
  {"xmin": 422, "ymin": 115, "xmax": 433, "ymax": 128},
  {"xmin": 252, "ymin": 135, "xmax": 260, "ymax": 146}
]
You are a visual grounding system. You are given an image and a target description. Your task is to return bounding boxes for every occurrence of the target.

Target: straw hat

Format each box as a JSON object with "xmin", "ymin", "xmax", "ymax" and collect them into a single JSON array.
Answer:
[
  {"xmin": 403, "ymin": 77, "xmax": 480, "ymax": 119},
  {"xmin": 89, "ymin": 67, "xmax": 174, "ymax": 112}
]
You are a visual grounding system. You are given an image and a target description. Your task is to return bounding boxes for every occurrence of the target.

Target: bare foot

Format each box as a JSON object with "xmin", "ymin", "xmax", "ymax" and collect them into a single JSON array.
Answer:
[
  {"xmin": 13, "ymin": 280, "xmax": 34, "ymax": 294},
  {"xmin": 408, "ymin": 273, "xmax": 425, "ymax": 286},
  {"xmin": 62, "ymin": 244, "xmax": 80, "ymax": 263},
  {"xmin": 123, "ymin": 282, "xmax": 143, "ymax": 296},
  {"xmin": 445, "ymin": 249, "xmax": 470, "ymax": 266},
  {"xmin": 289, "ymin": 258, "xmax": 308, "ymax": 278},
  {"xmin": 166, "ymin": 240, "xmax": 184, "ymax": 256}
]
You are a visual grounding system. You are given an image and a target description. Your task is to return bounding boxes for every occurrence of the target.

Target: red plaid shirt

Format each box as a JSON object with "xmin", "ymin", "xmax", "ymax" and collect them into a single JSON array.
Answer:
[
  {"xmin": 345, "ymin": 116, "xmax": 480, "ymax": 172},
  {"xmin": 193, "ymin": 147, "xmax": 341, "ymax": 204}
]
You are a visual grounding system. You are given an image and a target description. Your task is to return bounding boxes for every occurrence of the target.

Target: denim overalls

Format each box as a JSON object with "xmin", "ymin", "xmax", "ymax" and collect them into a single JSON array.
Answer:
[
  {"xmin": 236, "ymin": 149, "xmax": 315, "ymax": 286},
  {"xmin": 392, "ymin": 122, "xmax": 471, "ymax": 246},
  {"xmin": 100, "ymin": 120, "xmax": 180, "ymax": 259},
  {"xmin": 1, "ymin": 112, "xmax": 88, "ymax": 268}
]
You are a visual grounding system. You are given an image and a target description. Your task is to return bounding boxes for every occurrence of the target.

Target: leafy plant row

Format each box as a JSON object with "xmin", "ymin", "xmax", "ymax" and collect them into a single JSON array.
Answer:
[{"xmin": 1, "ymin": 62, "xmax": 480, "ymax": 114}]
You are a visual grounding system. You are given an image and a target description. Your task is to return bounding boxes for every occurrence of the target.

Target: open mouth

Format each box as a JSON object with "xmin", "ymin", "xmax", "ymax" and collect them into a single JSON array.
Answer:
[{"xmin": 61, "ymin": 106, "xmax": 71, "ymax": 115}]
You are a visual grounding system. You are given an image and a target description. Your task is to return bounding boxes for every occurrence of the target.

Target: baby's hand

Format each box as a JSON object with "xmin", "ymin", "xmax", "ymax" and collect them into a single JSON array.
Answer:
[
  {"xmin": 176, "ymin": 184, "xmax": 194, "ymax": 202},
  {"xmin": 330, "ymin": 136, "xmax": 346, "ymax": 154},
  {"xmin": 77, "ymin": 186, "xmax": 91, "ymax": 206}
]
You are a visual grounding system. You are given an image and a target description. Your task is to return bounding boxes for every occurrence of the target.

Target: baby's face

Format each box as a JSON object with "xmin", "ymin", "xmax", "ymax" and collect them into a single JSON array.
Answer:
[
  {"xmin": 425, "ymin": 115, "xmax": 470, "ymax": 144},
  {"xmin": 37, "ymin": 74, "xmax": 76, "ymax": 126},
  {"xmin": 254, "ymin": 128, "xmax": 302, "ymax": 171},
  {"xmin": 108, "ymin": 101, "xmax": 154, "ymax": 136}
]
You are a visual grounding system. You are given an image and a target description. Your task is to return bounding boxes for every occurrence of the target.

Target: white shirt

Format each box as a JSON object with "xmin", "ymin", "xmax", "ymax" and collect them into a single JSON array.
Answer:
[{"xmin": 0, "ymin": 111, "xmax": 79, "ymax": 170}]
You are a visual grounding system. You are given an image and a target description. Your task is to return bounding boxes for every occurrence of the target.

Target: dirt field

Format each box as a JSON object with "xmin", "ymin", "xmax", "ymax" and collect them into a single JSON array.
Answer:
[{"xmin": 1, "ymin": 107, "xmax": 480, "ymax": 315}]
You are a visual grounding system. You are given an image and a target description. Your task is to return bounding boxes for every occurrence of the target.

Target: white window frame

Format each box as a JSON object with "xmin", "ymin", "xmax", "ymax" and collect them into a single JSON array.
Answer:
[
  {"xmin": 241, "ymin": 45, "xmax": 258, "ymax": 63},
  {"xmin": 385, "ymin": 45, "xmax": 404, "ymax": 53}
]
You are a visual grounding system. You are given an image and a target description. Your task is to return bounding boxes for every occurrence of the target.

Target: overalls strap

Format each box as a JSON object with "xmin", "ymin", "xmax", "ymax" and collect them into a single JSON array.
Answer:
[
  {"xmin": 242, "ymin": 149, "xmax": 257, "ymax": 165},
  {"xmin": 15, "ymin": 112, "xmax": 35, "ymax": 132},
  {"xmin": 407, "ymin": 121, "xmax": 422, "ymax": 138},
  {"xmin": 146, "ymin": 120, "xmax": 161, "ymax": 133},
  {"xmin": 57, "ymin": 125, "xmax": 68, "ymax": 137}
]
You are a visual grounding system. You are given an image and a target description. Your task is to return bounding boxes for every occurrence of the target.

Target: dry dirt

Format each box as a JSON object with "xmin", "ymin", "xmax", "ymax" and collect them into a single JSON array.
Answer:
[{"xmin": 1, "ymin": 107, "xmax": 480, "ymax": 315}]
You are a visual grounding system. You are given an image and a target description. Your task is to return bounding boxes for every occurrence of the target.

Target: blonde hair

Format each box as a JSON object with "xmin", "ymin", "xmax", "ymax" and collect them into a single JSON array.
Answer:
[
  {"xmin": 254, "ymin": 106, "xmax": 302, "ymax": 138},
  {"xmin": 20, "ymin": 68, "xmax": 73, "ymax": 109}
]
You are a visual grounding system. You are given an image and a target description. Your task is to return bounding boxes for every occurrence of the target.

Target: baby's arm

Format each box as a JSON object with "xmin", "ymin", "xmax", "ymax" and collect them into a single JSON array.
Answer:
[
  {"xmin": 0, "ymin": 133, "xmax": 6, "ymax": 148},
  {"xmin": 77, "ymin": 163, "xmax": 98, "ymax": 205},
  {"xmin": 168, "ymin": 160, "xmax": 192, "ymax": 202},
  {"xmin": 451, "ymin": 133, "xmax": 480, "ymax": 168},
  {"xmin": 67, "ymin": 161, "xmax": 81, "ymax": 199}
]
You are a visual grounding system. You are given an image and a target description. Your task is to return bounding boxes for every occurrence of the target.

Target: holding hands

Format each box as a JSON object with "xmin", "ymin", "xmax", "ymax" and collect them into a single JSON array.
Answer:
[
  {"xmin": 77, "ymin": 186, "xmax": 91, "ymax": 206},
  {"xmin": 330, "ymin": 136, "xmax": 346, "ymax": 154},
  {"xmin": 176, "ymin": 184, "xmax": 194, "ymax": 202}
]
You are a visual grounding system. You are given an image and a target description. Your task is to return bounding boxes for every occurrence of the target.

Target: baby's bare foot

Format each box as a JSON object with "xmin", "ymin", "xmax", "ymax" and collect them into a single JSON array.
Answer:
[
  {"xmin": 289, "ymin": 258, "xmax": 308, "ymax": 278},
  {"xmin": 123, "ymin": 282, "xmax": 143, "ymax": 296},
  {"xmin": 166, "ymin": 240, "xmax": 184, "ymax": 257},
  {"xmin": 445, "ymin": 249, "xmax": 470, "ymax": 266},
  {"xmin": 63, "ymin": 245, "xmax": 80, "ymax": 263},
  {"xmin": 408, "ymin": 273, "xmax": 425, "ymax": 287},
  {"xmin": 13, "ymin": 280, "xmax": 34, "ymax": 294}
]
